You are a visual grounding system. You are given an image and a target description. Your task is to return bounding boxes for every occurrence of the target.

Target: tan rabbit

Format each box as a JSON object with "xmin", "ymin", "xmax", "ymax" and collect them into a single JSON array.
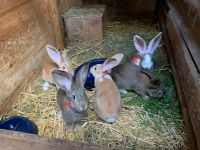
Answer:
[
  {"xmin": 42, "ymin": 45, "xmax": 73, "ymax": 91},
  {"xmin": 90, "ymin": 53, "xmax": 124, "ymax": 123}
]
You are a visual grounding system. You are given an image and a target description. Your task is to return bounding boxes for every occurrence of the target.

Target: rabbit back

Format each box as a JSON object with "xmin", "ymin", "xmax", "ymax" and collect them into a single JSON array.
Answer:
[
  {"xmin": 112, "ymin": 63, "xmax": 142, "ymax": 89},
  {"xmin": 111, "ymin": 63, "xmax": 163, "ymax": 98},
  {"xmin": 95, "ymin": 77, "xmax": 121, "ymax": 123}
]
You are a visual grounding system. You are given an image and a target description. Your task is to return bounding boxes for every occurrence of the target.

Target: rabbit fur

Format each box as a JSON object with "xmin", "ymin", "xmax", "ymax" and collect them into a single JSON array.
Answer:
[
  {"xmin": 90, "ymin": 53, "xmax": 124, "ymax": 123},
  {"xmin": 52, "ymin": 62, "xmax": 90, "ymax": 130},
  {"xmin": 42, "ymin": 45, "xmax": 73, "ymax": 91},
  {"xmin": 111, "ymin": 63, "xmax": 163, "ymax": 99},
  {"xmin": 131, "ymin": 32, "xmax": 162, "ymax": 70}
]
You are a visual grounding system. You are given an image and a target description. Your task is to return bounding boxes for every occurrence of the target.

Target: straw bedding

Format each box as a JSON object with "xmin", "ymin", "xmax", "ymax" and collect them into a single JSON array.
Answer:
[{"xmin": 1, "ymin": 17, "xmax": 188, "ymax": 150}]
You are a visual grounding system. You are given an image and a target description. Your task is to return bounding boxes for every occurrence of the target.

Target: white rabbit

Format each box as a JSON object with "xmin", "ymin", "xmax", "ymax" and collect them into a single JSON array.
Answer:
[
  {"xmin": 90, "ymin": 53, "xmax": 124, "ymax": 123},
  {"xmin": 131, "ymin": 32, "xmax": 162, "ymax": 70},
  {"xmin": 42, "ymin": 45, "xmax": 73, "ymax": 91}
]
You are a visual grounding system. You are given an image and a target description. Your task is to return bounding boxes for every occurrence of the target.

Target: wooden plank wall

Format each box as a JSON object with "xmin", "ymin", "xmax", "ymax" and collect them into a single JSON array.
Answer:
[
  {"xmin": 0, "ymin": 0, "xmax": 76, "ymax": 114},
  {"xmin": 82, "ymin": 0, "xmax": 156, "ymax": 16},
  {"xmin": 0, "ymin": 129, "xmax": 119, "ymax": 150},
  {"xmin": 157, "ymin": 0, "xmax": 200, "ymax": 149}
]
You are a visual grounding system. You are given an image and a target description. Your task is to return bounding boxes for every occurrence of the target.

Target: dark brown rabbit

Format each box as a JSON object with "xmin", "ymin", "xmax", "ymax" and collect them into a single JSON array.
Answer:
[
  {"xmin": 111, "ymin": 63, "xmax": 163, "ymax": 99},
  {"xmin": 52, "ymin": 63, "xmax": 90, "ymax": 130}
]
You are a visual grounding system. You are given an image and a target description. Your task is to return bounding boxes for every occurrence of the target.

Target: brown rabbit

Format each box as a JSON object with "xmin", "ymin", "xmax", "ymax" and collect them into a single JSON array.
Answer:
[
  {"xmin": 42, "ymin": 45, "xmax": 73, "ymax": 91},
  {"xmin": 111, "ymin": 63, "xmax": 163, "ymax": 99},
  {"xmin": 52, "ymin": 62, "xmax": 90, "ymax": 130},
  {"xmin": 90, "ymin": 53, "xmax": 124, "ymax": 123}
]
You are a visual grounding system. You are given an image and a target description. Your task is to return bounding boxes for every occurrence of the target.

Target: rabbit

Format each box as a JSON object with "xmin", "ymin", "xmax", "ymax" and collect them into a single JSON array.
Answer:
[
  {"xmin": 52, "ymin": 62, "xmax": 90, "ymax": 131},
  {"xmin": 111, "ymin": 63, "xmax": 163, "ymax": 99},
  {"xmin": 90, "ymin": 53, "xmax": 124, "ymax": 123},
  {"xmin": 42, "ymin": 45, "xmax": 73, "ymax": 91},
  {"xmin": 131, "ymin": 32, "xmax": 162, "ymax": 70}
]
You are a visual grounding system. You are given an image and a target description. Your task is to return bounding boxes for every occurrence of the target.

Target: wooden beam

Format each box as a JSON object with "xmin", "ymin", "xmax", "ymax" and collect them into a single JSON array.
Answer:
[
  {"xmin": 156, "ymin": 1, "xmax": 199, "ymax": 149},
  {"xmin": 0, "ymin": 129, "xmax": 119, "ymax": 150},
  {"xmin": 47, "ymin": 0, "xmax": 65, "ymax": 50},
  {"xmin": 166, "ymin": 10, "xmax": 200, "ymax": 150}
]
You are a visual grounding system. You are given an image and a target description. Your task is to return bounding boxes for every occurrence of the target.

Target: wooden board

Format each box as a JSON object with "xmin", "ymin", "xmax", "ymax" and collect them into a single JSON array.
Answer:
[
  {"xmin": 156, "ymin": 2, "xmax": 198, "ymax": 149},
  {"xmin": 63, "ymin": 6, "xmax": 104, "ymax": 43},
  {"xmin": 157, "ymin": 0, "xmax": 200, "ymax": 149},
  {"xmin": 0, "ymin": 129, "xmax": 119, "ymax": 150},
  {"xmin": 167, "ymin": 0, "xmax": 200, "ymax": 74},
  {"xmin": 0, "ymin": 0, "xmax": 76, "ymax": 113},
  {"xmin": 166, "ymin": 12, "xmax": 200, "ymax": 149},
  {"xmin": 83, "ymin": 0, "xmax": 156, "ymax": 16}
]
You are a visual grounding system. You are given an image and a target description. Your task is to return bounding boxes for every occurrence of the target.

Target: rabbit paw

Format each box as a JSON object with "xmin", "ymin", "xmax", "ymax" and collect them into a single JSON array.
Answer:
[
  {"xmin": 74, "ymin": 123, "xmax": 82, "ymax": 131},
  {"xmin": 43, "ymin": 82, "xmax": 49, "ymax": 91},
  {"xmin": 142, "ymin": 95, "xmax": 149, "ymax": 100},
  {"xmin": 65, "ymin": 124, "xmax": 74, "ymax": 132},
  {"xmin": 119, "ymin": 89, "xmax": 128, "ymax": 94},
  {"xmin": 56, "ymin": 111, "xmax": 62, "ymax": 119}
]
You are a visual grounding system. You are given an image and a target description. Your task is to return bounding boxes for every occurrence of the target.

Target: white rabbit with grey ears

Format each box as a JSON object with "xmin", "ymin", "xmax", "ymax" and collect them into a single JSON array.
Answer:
[{"xmin": 131, "ymin": 32, "xmax": 162, "ymax": 70}]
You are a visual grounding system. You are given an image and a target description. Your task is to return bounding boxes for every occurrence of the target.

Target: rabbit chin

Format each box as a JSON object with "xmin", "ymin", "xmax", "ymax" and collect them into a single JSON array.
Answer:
[{"xmin": 141, "ymin": 54, "xmax": 153, "ymax": 69}]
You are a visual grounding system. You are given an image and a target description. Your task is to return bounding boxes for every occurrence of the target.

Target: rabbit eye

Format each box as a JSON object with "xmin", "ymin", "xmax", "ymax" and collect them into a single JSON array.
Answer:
[
  {"xmin": 94, "ymin": 67, "xmax": 97, "ymax": 70},
  {"xmin": 73, "ymin": 95, "xmax": 76, "ymax": 100},
  {"xmin": 62, "ymin": 66, "xmax": 66, "ymax": 70}
]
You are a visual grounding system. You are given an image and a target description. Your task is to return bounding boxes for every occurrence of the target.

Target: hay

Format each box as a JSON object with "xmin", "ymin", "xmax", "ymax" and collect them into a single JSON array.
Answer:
[{"xmin": 1, "ymin": 17, "xmax": 188, "ymax": 150}]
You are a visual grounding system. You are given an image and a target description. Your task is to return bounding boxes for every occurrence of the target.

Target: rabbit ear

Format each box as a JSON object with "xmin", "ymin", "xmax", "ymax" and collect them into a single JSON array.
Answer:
[
  {"xmin": 52, "ymin": 69, "xmax": 72, "ymax": 92},
  {"xmin": 149, "ymin": 79, "xmax": 161, "ymax": 88},
  {"xmin": 133, "ymin": 35, "xmax": 147, "ymax": 55},
  {"xmin": 75, "ymin": 62, "xmax": 90, "ymax": 88},
  {"xmin": 102, "ymin": 53, "xmax": 124, "ymax": 72},
  {"xmin": 140, "ymin": 70, "xmax": 154, "ymax": 79},
  {"xmin": 147, "ymin": 32, "xmax": 162, "ymax": 54},
  {"xmin": 46, "ymin": 45, "xmax": 62, "ymax": 65},
  {"xmin": 111, "ymin": 53, "xmax": 124, "ymax": 63}
]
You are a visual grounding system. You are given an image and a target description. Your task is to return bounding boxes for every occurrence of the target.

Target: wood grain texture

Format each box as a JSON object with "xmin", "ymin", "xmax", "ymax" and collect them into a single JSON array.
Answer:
[
  {"xmin": 83, "ymin": 0, "xmax": 156, "ymax": 16},
  {"xmin": 0, "ymin": 129, "xmax": 120, "ymax": 150},
  {"xmin": 164, "ymin": 10, "xmax": 200, "ymax": 150},
  {"xmin": 47, "ymin": 0, "xmax": 65, "ymax": 50},
  {"xmin": 0, "ymin": 0, "xmax": 60, "ymax": 113},
  {"xmin": 167, "ymin": 0, "xmax": 200, "ymax": 73},
  {"xmin": 156, "ymin": 2, "xmax": 198, "ymax": 149},
  {"xmin": 157, "ymin": 1, "xmax": 200, "ymax": 149},
  {"xmin": 63, "ymin": 6, "xmax": 104, "ymax": 43}
]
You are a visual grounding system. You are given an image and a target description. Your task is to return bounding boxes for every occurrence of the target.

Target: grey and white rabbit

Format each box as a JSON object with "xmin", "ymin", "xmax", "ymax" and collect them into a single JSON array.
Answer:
[
  {"xmin": 90, "ymin": 53, "xmax": 124, "ymax": 123},
  {"xmin": 52, "ymin": 62, "xmax": 89, "ymax": 130},
  {"xmin": 111, "ymin": 63, "xmax": 163, "ymax": 99},
  {"xmin": 131, "ymin": 32, "xmax": 162, "ymax": 70}
]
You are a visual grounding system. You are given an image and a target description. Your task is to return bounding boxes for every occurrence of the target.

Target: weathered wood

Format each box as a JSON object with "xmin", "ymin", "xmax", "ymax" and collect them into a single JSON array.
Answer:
[
  {"xmin": 156, "ymin": 2, "xmax": 198, "ymax": 149},
  {"xmin": 165, "ymin": 10, "xmax": 200, "ymax": 150},
  {"xmin": 83, "ymin": 0, "xmax": 155, "ymax": 16},
  {"xmin": 57, "ymin": 0, "xmax": 78, "ymax": 15},
  {"xmin": 63, "ymin": 6, "xmax": 104, "ymax": 43},
  {"xmin": 167, "ymin": 0, "xmax": 200, "ymax": 74},
  {"xmin": 0, "ymin": 0, "xmax": 75, "ymax": 113},
  {"xmin": 56, "ymin": 0, "xmax": 79, "ymax": 47},
  {"xmin": 47, "ymin": 0, "xmax": 65, "ymax": 50},
  {"xmin": 0, "ymin": 129, "xmax": 119, "ymax": 150}
]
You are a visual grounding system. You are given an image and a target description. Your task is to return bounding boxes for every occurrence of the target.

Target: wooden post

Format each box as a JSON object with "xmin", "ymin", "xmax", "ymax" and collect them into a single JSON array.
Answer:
[{"xmin": 47, "ymin": 0, "xmax": 65, "ymax": 50}]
